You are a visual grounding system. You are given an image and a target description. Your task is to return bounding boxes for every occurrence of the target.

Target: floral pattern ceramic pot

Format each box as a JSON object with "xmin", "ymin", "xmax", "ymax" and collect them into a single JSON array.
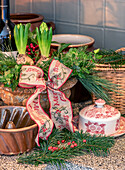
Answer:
[{"xmin": 79, "ymin": 99, "xmax": 121, "ymax": 136}]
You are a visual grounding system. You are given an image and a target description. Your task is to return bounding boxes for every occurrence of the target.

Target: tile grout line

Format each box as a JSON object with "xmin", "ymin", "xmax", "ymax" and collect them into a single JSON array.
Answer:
[
  {"xmin": 53, "ymin": 0, "xmax": 56, "ymax": 23},
  {"xmin": 78, "ymin": 0, "xmax": 80, "ymax": 34},
  {"xmin": 30, "ymin": 0, "xmax": 33, "ymax": 13},
  {"xmin": 53, "ymin": 0, "xmax": 56, "ymax": 34},
  {"xmin": 102, "ymin": 0, "xmax": 106, "ymax": 48},
  {"xmin": 14, "ymin": 0, "xmax": 16, "ymax": 13}
]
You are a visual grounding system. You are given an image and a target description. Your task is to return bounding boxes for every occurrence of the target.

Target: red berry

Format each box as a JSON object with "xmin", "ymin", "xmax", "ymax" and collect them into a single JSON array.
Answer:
[
  {"xmin": 35, "ymin": 44, "xmax": 39, "ymax": 48},
  {"xmin": 70, "ymin": 144, "xmax": 74, "ymax": 148},
  {"xmin": 53, "ymin": 147, "xmax": 58, "ymax": 151},
  {"xmin": 51, "ymin": 149, "xmax": 54, "ymax": 152},
  {"xmin": 83, "ymin": 139, "xmax": 86, "ymax": 143},
  {"xmin": 74, "ymin": 143, "xmax": 77, "ymax": 147},
  {"xmin": 61, "ymin": 140, "xmax": 65, "ymax": 143},
  {"xmin": 33, "ymin": 47, "xmax": 36, "ymax": 50},
  {"xmin": 28, "ymin": 48, "xmax": 31, "ymax": 51},
  {"xmin": 28, "ymin": 52, "xmax": 31, "ymax": 55},
  {"xmin": 63, "ymin": 147, "xmax": 66, "ymax": 149},
  {"xmin": 67, "ymin": 142, "xmax": 71, "ymax": 145},
  {"xmin": 26, "ymin": 45, "xmax": 29, "ymax": 49},
  {"xmin": 30, "ymin": 43, "xmax": 33, "ymax": 48},
  {"xmin": 72, "ymin": 141, "xmax": 75, "ymax": 144},
  {"xmin": 57, "ymin": 141, "xmax": 60, "ymax": 145},
  {"xmin": 48, "ymin": 146, "xmax": 53, "ymax": 150}
]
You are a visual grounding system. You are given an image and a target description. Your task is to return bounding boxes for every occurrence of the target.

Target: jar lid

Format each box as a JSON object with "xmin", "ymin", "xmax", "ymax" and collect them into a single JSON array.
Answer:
[{"xmin": 80, "ymin": 99, "xmax": 119, "ymax": 119}]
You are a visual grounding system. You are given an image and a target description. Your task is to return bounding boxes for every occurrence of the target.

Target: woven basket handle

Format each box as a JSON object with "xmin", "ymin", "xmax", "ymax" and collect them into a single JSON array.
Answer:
[{"xmin": 115, "ymin": 47, "xmax": 125, "ymax": 53}]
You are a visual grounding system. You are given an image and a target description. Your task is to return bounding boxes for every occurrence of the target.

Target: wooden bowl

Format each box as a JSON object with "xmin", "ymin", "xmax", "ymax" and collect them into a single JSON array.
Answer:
[
  {"xmin": 0, "ymin": 77, "xmax": 77, "ymax": 110},
  {"xmin": 0, "ymin": 106, "xmax": 37, "ymax": 155}
]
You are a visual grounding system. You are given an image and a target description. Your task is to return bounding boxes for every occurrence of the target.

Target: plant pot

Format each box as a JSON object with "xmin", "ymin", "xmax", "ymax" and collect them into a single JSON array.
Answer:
[
  {"xmin": 10, "ymin": 13, "xmax": 55, "ymax": 32},
  {"xmin": 2, "ymin": 51, "xmax": 18, "ymax": 59},
  {"xmin": 0, "ymin": 77, "xmax": 77, "ymax": 110},
  {"xmin": 0, "ymin": 106, "xmax": 37, "ymax": 155},
  {"xmin": 51, "ymin": 34, "xmax": 95, "ymax": 53}
]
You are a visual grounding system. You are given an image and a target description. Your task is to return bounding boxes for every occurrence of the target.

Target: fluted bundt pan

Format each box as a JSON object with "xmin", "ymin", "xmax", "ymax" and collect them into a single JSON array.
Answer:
[{"xmin": 0, "ymin": 106, "xmax": 37, "ymax": 155}]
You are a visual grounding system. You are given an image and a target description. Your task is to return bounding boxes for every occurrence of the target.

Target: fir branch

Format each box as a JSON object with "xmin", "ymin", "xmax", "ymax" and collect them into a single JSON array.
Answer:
[
  {"xmin": 79, "ymin": 74, "xmax": 118, "ymax": 104},
  {"xmin": 17, "ymin": 128, "xmax": 115, "ymax": 168}
]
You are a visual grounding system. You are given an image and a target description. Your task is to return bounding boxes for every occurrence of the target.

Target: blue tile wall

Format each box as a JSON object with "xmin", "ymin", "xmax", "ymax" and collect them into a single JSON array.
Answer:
[
  {"xmin": 55, "ymin": 0, "xmax": 79, "ymax": 24},
  {"xmin": 10, "ymin": 0, "xmax": 125, "ymax": 50},
  {"xmin": 32, "ymin": 0, "xmax": 54, "ymax": 20}
]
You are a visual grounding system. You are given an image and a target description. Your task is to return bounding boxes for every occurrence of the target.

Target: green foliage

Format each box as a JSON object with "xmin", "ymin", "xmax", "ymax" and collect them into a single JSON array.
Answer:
[
  {"xmin": 0, "ymin": 44, "xmax": 123, "ymax": 101},
  {"xmin": 27, "ymin": 29, "xmax": 37, "ymax": 45},
  {"xmin": 0, "ymin": 52, "xmax": 22, "ymax": 90},
  {"xmin": 39, "ymin": 46, "xmax": 118, "ymax": 103},
  {"xmin": 96, "ymin": 48, "xmax": 125, "ymax": 66},
  {"xmin": 17, "ymin": 128, "xmax": 115, "ymax": 168}
]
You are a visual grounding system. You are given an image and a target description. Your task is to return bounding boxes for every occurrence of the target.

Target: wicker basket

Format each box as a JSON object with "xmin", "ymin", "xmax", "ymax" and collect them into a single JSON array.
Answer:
[{"xmin": 92, "ymin": 47, "xmax": 125, "ymax": 115}]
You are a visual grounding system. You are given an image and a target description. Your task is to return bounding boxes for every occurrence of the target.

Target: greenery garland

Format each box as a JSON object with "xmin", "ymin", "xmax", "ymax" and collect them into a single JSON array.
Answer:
[
  {"xmin": 0, "ymin": 45, "xmax": 124, "ymax": 103},
  {"xmin": 37, "ymin": 46, "xmax": 119, "ymax": 104},
  {"xmin": 17, "ymin": 128, "xmax": 115, "ymax": 168}
]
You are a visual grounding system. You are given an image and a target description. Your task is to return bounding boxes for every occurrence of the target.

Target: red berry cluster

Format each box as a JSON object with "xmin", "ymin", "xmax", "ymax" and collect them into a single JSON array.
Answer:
[
  {"xmin": 26, "ymin": 43, "xmax": 39, "ymax": 62},
  {"xmin": 48, "ymin": 139, "xmax": 87, "ymax": 152},
  {"xmin": 48, "ymin": 146, "xmax": 59, "ymax": 152},
  {"xmin": 70, "ymin": 141, "xmax": 77, "ymax": 148}
]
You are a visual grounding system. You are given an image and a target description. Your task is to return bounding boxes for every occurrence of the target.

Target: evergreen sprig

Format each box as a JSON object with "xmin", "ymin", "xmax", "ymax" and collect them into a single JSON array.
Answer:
[
  {"xmin": 17, "ymin": 128, "xmax": 115, "ymax": 168},
  {"xmin": 0, "ymin": 52, "xmax": 22, "ymax": 90}
]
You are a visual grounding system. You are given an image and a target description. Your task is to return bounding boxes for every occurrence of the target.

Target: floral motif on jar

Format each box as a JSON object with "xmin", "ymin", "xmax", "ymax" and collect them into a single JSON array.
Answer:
[
  {"xmin": 85, "ymin": 121, "xmax": 106, "ymax": 134},
  {"xmin": 115, "ymin": 119, "xmax": 120, "ymax": 131}
]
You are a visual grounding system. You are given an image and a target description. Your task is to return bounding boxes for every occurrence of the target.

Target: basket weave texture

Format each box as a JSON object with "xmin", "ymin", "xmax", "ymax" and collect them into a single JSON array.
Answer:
[{"xmin": 92, "ymin": 48, "xmax": 125, "ymax": 115}]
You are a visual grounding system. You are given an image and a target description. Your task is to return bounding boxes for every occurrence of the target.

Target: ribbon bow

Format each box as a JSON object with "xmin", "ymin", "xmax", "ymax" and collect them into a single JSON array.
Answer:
[{"xmin": 19, "ymin": 59, "xmax": 74, "ymax": 146}]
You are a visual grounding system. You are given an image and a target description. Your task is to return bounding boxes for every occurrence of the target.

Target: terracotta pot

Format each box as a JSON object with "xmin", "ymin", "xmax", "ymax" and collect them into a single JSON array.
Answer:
[
  {"xmin": 0, "ymin": 106, "xmax": 37, "ymax": 155},
  {"xmin": 10, "ymin": 13, "xmax": 55, "ymax": 32},
  {"xmin": 51, "ymin": 34, "xmax": 95, "ymax": 48},
  {"xmin": 0, "ymin": 77, "xmax": 77, "ymax": 109}
]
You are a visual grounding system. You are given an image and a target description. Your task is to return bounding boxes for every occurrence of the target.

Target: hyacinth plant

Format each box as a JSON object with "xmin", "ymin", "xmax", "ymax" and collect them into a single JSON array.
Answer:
[
  {"xmin": 14, "ymin": 23, "xmax": 31, "ymax": 54},
  {"xmin": 14, "ymin": 23, "xmax": 34, "ymax": 65},
  {"xmin": 36, "ymin": 22, "xmax": 52, "ymax": 58}
]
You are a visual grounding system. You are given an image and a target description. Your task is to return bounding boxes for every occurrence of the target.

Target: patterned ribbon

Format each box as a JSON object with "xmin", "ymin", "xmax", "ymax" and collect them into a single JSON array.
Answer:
[{"xmin": 19, "ymin": 59, "xmax": 74, "ymax": 146}]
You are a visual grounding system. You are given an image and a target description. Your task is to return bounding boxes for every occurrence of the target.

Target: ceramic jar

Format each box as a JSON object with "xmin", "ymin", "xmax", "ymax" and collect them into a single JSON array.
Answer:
[{"xmin": 79, "ymin": 99, "xmax": 121, "ymax": 135}]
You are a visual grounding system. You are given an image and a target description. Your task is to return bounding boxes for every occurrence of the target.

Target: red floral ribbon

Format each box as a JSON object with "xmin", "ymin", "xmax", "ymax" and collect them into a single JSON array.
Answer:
[{"xmin": 19, "ymin": 59, "xmax": 74, "ymax": 146}]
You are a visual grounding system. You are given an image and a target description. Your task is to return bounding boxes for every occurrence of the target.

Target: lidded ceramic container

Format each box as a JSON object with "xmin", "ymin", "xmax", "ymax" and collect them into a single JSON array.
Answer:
[{"xmin": 79, "ymin": 99, "xmax": 121, "ymax": 135}]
